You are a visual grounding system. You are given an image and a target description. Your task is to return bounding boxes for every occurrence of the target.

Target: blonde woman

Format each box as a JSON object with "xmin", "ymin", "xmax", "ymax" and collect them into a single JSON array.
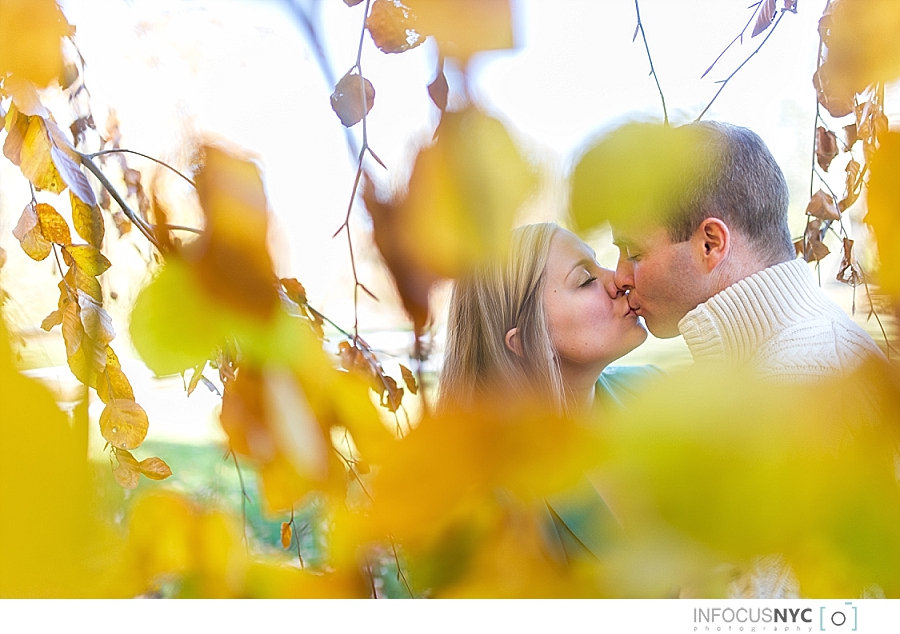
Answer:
[{"xmin": 438, "ymin": 222, "xmax": 660, "ymax": 563}]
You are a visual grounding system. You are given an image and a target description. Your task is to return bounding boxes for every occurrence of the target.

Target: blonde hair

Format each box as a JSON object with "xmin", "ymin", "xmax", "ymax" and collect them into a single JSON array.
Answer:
[{"xmin": 438, "ymin": 223, "xmax": 569, "ymax": 413}]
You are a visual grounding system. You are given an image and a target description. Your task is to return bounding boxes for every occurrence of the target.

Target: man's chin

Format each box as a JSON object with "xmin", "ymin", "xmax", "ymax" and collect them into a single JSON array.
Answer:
[{"xmin": 644, "ymin": 319, "xmax": 681, "ymax": 339}]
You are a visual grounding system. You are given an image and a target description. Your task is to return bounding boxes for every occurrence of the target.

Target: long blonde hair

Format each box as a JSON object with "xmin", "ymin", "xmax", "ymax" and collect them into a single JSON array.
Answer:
[{"xmin": 438, "ymin": 223, "xmax": 569, "ymax": 413}]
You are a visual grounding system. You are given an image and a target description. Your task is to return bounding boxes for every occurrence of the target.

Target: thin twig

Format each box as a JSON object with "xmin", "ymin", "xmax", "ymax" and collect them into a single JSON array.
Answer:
[
  {"xmin": 227, "ymin": 447, "xmax": 251, "ymax": 554},
  {"xmin": 633, "ymin": 0, "xmax": 668, "ymax": 125},
  {"xmin": 695, "ymin": 10, "xmax": 787, "ymax": 122},
  {"xmin": 282, "ymin": 0, "xmax": 360, "ymax": 161},
  {"xmin": 389, "ymin": 536, "xmax": 415, "ymax": 598},
  {"xmin": 700, "ymin": 2, "xmax": 763, "ymax": 79},
  {"xmin": 78, "ymin": 152, "xmax": 161, "ymax": 250},
  {"xmin": 88, "ymin": 148, "xmax": 196, "ymax": 188},
  {"xmin": 857, "ymin": 263, "xmax": 898, "ymax": 359}
]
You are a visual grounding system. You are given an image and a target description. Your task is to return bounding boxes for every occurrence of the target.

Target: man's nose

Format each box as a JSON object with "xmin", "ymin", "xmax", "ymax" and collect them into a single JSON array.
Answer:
[
  {"xmin": 599, "ymin": 268, "xmax": 623, "ymax": 299},
  {"xmin": 614, "ymin": 259, "xmax": 634, "ymax": 291}
]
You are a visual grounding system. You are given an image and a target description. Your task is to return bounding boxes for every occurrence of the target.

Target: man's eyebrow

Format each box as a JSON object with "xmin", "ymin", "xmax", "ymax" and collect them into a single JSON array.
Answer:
[{"xmin": 612, "ymin": 238, "xmax": 632, "ymax": 248}]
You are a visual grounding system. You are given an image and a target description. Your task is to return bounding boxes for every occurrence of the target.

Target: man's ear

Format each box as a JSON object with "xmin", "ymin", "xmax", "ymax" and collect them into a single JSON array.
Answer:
[
  {"xmin": 694, "ymin": 218, "xmax": 730, "ymax": 272},
  {"xmin": 505, "ymin": 327, "xmax": 523, "ymax": 357}
]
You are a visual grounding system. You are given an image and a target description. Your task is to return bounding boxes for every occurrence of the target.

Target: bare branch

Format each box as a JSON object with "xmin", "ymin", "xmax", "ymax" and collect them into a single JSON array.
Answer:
[
  {"xmin": 634, "ymin": 0, "xmax": 668, "ymax": 125},
  {"xmin": 695, "ymin": 10, "xmax": 788, "ymax": 122},
  {"xmin": 89, "ymin": 148, "xmax": 196, "ymax": 188}
]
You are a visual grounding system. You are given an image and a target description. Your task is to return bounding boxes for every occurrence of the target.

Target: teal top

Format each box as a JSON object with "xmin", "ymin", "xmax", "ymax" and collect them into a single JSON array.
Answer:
[{"xmin": 543, "ymin": 364, "xmax": 663, "ymax": 564}]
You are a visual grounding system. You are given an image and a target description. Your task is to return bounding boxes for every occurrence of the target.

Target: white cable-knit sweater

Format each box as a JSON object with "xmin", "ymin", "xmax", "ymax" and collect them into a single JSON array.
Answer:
[{"xmin": 678, "ymin": 258, "xmax": 884, "ymax": 381}]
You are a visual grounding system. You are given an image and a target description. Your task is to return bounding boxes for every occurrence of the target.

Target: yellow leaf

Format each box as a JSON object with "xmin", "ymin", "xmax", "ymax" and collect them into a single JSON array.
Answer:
[
  {"xmin": 2, "ymin": 105, "xmax": 29, "ymax": 164},
  {"xmin": 62, "ymin": 244, "xmax": 111, "ymax": 276},
  {"xmin": 280, "ymin": 522, "xmax": 293, "ymax": 549},
  {"xmin": 12, "ymin": 203, "xmax": 52, "ymax": 261},
  {"xmin": 61, "ymin": 298, "xmax": 95, "ymax": 386},
  {"xmin": 96, "ymin": 346, "xmax": 135, "ymax": 404},
  {"xmin": 4, "ymin": 75, "xmax": 50, "ymax": 118},
  {"xmin": 20, "ymin": 115, "xmax": 66, "ymax": 194},
  {"xmin": 406, "ymin": 0, "xmax": 513, "ymax": 61},
  {"xmin": 71, "ymin": 191, "xmax": 104, "ymax": 248},
  {"xmin": 0, "ymin": 0, "xmax": 71, "ymax": 87},
  {"xmin": 99, "ymin": 399, "xmax": 149, "ymax": 450},
  {"xmin": 866, "ymin": 131, "xmax": 900, "ymax": 296},
  {"xmin": 77, "ymin": 292, "xmax": 115, "ymax": 349},
  {"xmin": 35, "ymin": 202, "xmax": 71, "ymax": 244},
  {"xmin": 187, "ymin": 360, "xmax": 207, "ymax": 397},
  {"xmin": 65, "ymin": 264, "xmax": 102, "ymax": 303},
  {"xmin": 138, "ymin": 457, "xmax": 173, "ymax": 481}
]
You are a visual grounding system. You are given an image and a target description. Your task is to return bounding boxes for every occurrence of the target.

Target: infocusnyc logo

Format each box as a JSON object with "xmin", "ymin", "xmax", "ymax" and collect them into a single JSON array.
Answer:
[{"xmin": 692, "ymin": 602, "xmax": 858, "ymax": 632}]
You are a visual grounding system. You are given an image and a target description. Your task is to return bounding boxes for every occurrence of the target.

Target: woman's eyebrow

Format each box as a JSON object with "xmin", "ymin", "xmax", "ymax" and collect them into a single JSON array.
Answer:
[{"xmin": 566, "ymin": 258, "xmax": 596, "ymax": 279}]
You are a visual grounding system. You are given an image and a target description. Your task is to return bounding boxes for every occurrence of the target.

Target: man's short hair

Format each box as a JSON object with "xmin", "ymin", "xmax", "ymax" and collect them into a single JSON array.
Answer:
[{"xmin": 571, "ymin": 121, "xmax": 795, "ymax": 264}]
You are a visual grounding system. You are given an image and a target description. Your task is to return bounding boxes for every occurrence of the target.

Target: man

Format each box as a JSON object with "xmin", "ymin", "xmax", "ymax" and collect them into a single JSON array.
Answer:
[{"xmin": 571, "ymin": 121, "xmax": 884, "ymax": 381}]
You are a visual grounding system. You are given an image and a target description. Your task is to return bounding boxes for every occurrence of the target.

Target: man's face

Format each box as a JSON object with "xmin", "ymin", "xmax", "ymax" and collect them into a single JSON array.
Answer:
[{"xmin": 612, "ymin": 223, "xmax": 707, "ymax": 338}]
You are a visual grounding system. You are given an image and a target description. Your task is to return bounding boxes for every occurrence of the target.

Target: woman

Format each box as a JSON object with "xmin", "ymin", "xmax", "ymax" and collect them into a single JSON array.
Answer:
[
  {"xmin": 438, "ymin": 222, "xmax": 659, "ymax": 565},
  {"xmin": 439, "ymin": 222, "xmax": 652, "ymax": 416}
]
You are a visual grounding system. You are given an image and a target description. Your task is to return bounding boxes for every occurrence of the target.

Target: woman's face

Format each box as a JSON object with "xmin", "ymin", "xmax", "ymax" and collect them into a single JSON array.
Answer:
[{"xmin": 541, "ymin": 229, "xmax": 647, "ymax": 373}]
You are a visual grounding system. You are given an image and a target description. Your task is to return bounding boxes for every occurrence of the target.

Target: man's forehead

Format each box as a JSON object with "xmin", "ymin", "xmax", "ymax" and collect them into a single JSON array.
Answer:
[{"xmin": 610, "ymin": 222, "xmax": 668, "ymax": 246}]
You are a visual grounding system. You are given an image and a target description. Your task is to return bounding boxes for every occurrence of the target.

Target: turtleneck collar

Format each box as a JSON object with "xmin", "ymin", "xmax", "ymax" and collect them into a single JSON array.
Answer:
[{"xmin": 677, "ymin": 259, "xmax": 842, "ymax": 365}]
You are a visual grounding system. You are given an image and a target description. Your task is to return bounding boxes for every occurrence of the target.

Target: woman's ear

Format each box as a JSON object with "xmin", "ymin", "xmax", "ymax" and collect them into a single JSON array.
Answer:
[{"xmin": 505, "ymin": 327, "xmax": 523, "ymax": 357}]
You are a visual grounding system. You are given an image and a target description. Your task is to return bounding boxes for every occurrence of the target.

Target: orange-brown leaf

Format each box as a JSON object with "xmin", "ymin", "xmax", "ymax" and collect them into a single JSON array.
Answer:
[
  {"xmin": 805, "ymin": 189, "xmax": 841, "ymax": 221},
  {"xmin": 399, "ymin": 364, "xmax": 418, "ymax": 395},
  {"xmin": 138, "ymin": 457, "xmax": 172, "ymax": 481},
  {"xmin": 428, "ymin": 67, "xmax": 449, "ymax": 112},
  {"xmin": 62, "ymin": 244, "xmax": 111, "ymax": 276},
  {"xmin": 192, "ymin": 145, "xmax": 279, "ymax": 321},
  {"xmin": 815, "ymin": 126, "xmax": 839, "ymax": 172},
  {"xmin": 281, "ymin": 522, "xmax": 293, "ymax": 549},
  {"xmin": 839, "ymin": 159, "xmax": 862, "ymax": 211},
  {"xmin": 113, "ymin": 448, "xmax": 141, "ymax": 489},
  {"xmin": 280, "ymin": 278, "xmax": 308, "ymax": 306},
  {"xmin": 366, "ymin": 0, "xmax": 423, "ymax": 54},
  {"xmin": 99, "ymin": 399, "xmax": 149, "ymax": 450},
  {"xmin": 843, "ymin": 124, "xmax": 858, "ymax": 150},
  {"xmin": 12, "ymin": 203, "xmax": 52, "ymax": 261},
  {"xmin": 751, "ymin": 0, "xmax": 777, "ymax": 37},
  {"xmin": 35, "ymin": 202, "xmax": 71, "ymax": 245},
  {"xmin": 330, "ymin": 71, "xmax": 375, "ymax": 128},
  {"xmin": 836, "ymin": 238, "xmax": 860, "ymax": 286},
  {"xmin": 71, "ymin": 191, "xmax": 105, "ymax": 249}
]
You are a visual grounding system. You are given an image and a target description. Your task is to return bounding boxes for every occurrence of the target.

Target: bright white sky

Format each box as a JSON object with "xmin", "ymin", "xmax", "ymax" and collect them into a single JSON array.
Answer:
[{"xmin": 3, "ymin": 0, "xmax": 894, "ymax": 350}]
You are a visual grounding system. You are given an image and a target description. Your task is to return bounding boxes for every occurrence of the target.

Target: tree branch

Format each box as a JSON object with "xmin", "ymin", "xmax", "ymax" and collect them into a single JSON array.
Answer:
[
  {"xmin": 78, "ymin": 152, "xmax": 161, "ymax": 250},
  {"xmin": 89, "ymin": 148, "xmax": 196, "ymax": 188},
  {"xmin": 695, "ymin": 10, "xmax": 787, "ymax": 122},
  {"xmin": 634, "ymin": 0, "xmax": 668, "ymax": 125}
]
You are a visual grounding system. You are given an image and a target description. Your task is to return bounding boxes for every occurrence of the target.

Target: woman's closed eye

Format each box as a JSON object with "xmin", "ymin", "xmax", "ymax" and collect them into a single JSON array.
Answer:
[{"xmin": 579, "ymin": 275, "xmax": 597, "ymax": 288}]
